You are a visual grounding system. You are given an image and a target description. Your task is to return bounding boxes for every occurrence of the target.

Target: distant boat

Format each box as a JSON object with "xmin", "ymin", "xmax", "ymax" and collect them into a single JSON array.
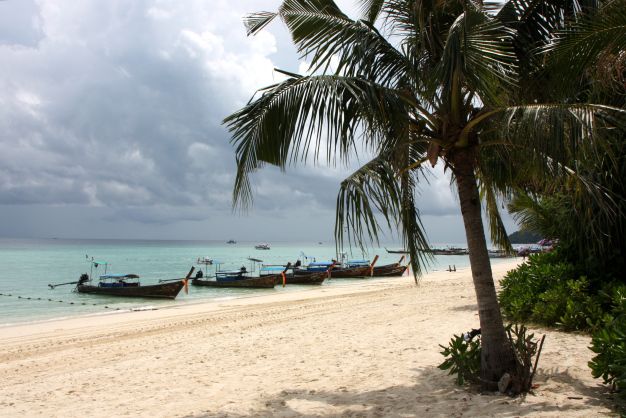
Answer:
[
  {"xmin": 429, "ymin": 247, "xmax": 469, "ymax": 256},
  {"xmin": 226, "ymin": 239, "xmax": 236, "ymax": 244},
  {"xmin": 385, "ymin": 247, "xmax": 410, "ymax": 254},
  {"xmin": 255, "ymin": 243, "xmax": 271, "ymax": 250},
  {"xmin": 488, "ymin": 249, "xmax": 516, "ymax": 259}
]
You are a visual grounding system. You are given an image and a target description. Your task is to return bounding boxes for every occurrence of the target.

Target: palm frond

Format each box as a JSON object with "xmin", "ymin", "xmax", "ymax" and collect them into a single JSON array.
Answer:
[
  {"xmin": 438, "ymin": 6, "xmax": 517, "ymax": 109},
  {"xmin": 335, "ymin": 152, "xmax": 432, "ymax": 280},
  {"xmin": 244, "ymin": 11, "xmax": 278, "ymax": 35},
  {"xmin": 480, "ymin": 180, "xmax": 514, "ymax": 252},
  {"xmin": 224, "ymin": 73, "xmax": 414, "ymax": 209},
  {"xmin": 542, "ymin": 0, "xmax": 626, "ymax": 96},
  {"xmin": 358, "ymin": 0, "xmax": 385, "ymax": 22},
  {"xmin": 264, "ymin": 0, "xmax": 413, "ymax": 87}
]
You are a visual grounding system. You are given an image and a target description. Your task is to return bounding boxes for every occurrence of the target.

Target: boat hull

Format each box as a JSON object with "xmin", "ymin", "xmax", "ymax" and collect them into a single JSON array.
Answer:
[
  {"xmin": 329, "ymin": 266, "xmax": 371, "ymax": 278},
  {"xmin": 192, "ymin": 276, "xmax": 275, "ymax": 289},
  {"xmin": 76, "ymin": 281, "xmax": 185, "ymax": 299},
  {"xmin": 372, "ymin": 264, "xmax": 408, "ymax": 277},
  {"xmin": 275, "ymin": 271, "xmax": 327, "ymax": 285}
]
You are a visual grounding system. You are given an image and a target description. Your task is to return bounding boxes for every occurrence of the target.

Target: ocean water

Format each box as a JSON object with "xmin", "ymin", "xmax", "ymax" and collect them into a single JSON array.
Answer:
[{"xmin": 0, "ymin": 238, "xmax": 514, "ymax": 325}]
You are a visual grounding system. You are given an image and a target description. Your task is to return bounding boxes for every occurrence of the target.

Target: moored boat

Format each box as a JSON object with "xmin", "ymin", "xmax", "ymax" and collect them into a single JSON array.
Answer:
[
  {"xmin": 76, "ymin": 275, "xmax": 186, "ymax": 299},
  {"xmin": 192, "ymin": 275, "xmax": 275, "ymax": 288},
  {"xmin": 255, "ymin": 243, "xmax": 271, "ymax": 250},
  {"xmin": 261, "ymin": 265, "xmax": 327, "ymax": 285},
  {"xmin": 58, "ymin": 258, "xmax": 191, "ymax": 299},
  {"xmin": 385, "ymin": 247, "xmax": 410, "ymax": 254},
  {"xmin": 371, "ymin": 256, "xmax": 409, "ymax": 277},
  {"xmin": 191, "ymin": 258, "xmax": 276, "ymax": 288},
  {"xmin": 488, "ymin": 249, "xmax": 516, "ymax": 258}
]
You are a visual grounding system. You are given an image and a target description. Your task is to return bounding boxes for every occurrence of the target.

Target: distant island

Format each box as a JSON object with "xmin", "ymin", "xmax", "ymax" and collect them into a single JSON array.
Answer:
[{"xmin": 508, "ymin": 230, "xmax": 541, "ymax": 244}]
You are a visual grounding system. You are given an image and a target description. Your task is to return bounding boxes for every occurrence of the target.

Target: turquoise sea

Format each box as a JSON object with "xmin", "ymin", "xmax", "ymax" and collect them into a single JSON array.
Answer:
[{"xmin": 0, "ymin": 238, "xmax": 514, "ymax": 326}]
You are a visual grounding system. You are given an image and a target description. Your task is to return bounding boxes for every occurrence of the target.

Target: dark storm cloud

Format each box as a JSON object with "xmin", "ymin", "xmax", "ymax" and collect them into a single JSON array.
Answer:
[
  {"xmin": 0, "ymin": 0, "xmax": 292, "ymax": 221},
  {"xmin": 0, "ymin": 0, "xmax": 511, "ymax": 241}
]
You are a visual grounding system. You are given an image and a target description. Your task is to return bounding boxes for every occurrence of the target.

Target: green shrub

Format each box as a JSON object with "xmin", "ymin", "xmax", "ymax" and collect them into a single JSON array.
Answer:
[
  {"xmin": 499, "ymin": 251, "xmax": 576, "ymax": 323},
  {"xmin": 532, "ymin": 276, "xmax": 603, "ymax": 330},
  {"xmin": 439, "ymin": 325, "xmax": 545, "ymax": 394},
  {"xmin": 499, "ymin": 251, "xmax": 607, "ymax": 331},
  {"xmin": 589, "ymin": 286, "xmax": 626, "ymax": 396},
  {"xmin": 438, "ymin": 333, "xmax": 481, "ymax": 386}
]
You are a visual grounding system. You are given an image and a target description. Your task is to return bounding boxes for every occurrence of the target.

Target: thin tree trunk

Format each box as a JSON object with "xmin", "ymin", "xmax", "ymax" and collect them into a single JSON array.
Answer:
[{"xmin": 453, "ymin": 149, "xmax": 516, "ymax": 390}]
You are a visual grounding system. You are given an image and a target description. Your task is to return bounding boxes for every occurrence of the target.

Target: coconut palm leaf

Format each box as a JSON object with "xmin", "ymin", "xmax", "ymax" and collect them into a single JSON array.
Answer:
[
  {"xmin": 335, "ymin": 151, "xmax": 432, "ymax": 277},
  {"xmin": 541, "ymin": 0, "xmax": 626, "ymax": 97},
  {"xmin": 224, "ymin": 73, "xmax": 416, "ymax": 208}
]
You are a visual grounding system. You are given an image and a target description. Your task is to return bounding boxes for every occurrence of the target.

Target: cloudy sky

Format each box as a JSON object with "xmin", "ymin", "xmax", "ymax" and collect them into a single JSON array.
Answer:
[{"xmin": 0, "ymin": 0, "xmax": 517, "ymax": 243}]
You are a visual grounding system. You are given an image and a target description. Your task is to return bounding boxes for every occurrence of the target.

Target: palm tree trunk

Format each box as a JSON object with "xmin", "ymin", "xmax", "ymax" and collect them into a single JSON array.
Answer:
[{"xmin": 453, "ymin": 149, "xmax": 515, "ymax": 390}]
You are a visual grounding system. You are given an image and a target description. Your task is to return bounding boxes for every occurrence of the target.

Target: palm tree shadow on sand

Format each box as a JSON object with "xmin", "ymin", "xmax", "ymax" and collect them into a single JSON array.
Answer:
[{"xmin": 190, "ymin": 366, "xmax": 616, "ymax": 417}]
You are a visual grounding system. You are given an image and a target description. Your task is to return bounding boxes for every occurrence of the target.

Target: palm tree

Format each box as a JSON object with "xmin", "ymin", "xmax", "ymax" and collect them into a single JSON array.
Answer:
[{"xmin": 224, "ymin": 0, "xmax": 622, "ymax": 388}]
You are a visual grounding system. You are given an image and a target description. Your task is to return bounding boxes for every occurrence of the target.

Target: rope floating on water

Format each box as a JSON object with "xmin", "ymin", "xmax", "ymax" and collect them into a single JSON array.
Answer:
[{"xmin": 0, "ymin": 292, "xmax": 120, "ymax": 309}]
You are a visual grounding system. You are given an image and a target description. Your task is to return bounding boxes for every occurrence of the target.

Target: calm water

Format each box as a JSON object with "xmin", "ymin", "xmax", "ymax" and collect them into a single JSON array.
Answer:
[{"xmin": 0, "ymin": 238, "xmax": 513, "ymax": 325}]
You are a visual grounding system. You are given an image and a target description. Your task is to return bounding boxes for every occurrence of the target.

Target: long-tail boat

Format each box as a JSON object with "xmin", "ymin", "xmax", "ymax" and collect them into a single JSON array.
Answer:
[
  {"xmin": 332, "ymin": 255, "xmax": 380, "ymax": 278},
  {"xmin": 385, "ymin": 247, "xmax": 410, "ymax": 254},
  {"xmin": 191, "ymin": 258, "xmax": 276, "ymax": 288},
  {"xmin": 61, "ymin": 257, "xmax": 194, "ymax": 299},
  {"xmin": 192, "ymin": 275, "xmax": 276, "ymax": 288},
  {"xmin": 76, "ymin": 274, "xmax": 187, "ymax": 299},
  {"xmin": 261, "ymin": 264, "xmax": 328, "ymax": 285},
  {"xmin": 371, "ymin": 256, "xmax": 409, "ymax": 277},
  {"xmin": 67, "ymin": 260, "xmax": 191, "ymax": 299}
]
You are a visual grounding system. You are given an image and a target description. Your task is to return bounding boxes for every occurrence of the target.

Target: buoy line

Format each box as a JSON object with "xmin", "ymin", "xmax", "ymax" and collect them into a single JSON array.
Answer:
[{"xmin": 0, "ymin": 292, "xmax": 121, "ymax": 310}]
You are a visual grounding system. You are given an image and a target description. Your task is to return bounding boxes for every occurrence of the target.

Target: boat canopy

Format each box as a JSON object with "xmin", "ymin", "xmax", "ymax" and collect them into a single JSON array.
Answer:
[
  {"xmin": 99, "ymin": 274, "xmax": 140, "ymax": 279},
  {"xmin": 308, "ymin": 261, "xmax": 333, "ymax": 267}
]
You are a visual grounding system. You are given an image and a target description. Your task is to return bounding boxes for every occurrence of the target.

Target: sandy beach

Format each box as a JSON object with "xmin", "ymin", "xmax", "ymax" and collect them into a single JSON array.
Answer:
[{"xmin": 0, "ymin": 260, "xmax": 616, "ymax": 417}]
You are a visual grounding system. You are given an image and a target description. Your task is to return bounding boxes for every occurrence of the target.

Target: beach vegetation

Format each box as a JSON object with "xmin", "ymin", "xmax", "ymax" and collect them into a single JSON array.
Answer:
[
  {"xmin": 589, "ymin": 287, "xmax": 626, "ymax": 396},
  {"xmin": 224, "ymin": 0, "xmax": 624, "ymax": 392},
  {"xmin": 439, "ymin": 324, "xmax": 545, "ymax": 393},
  {"xmin": 499, "ymin": 251, "xmax": 607, "ymax": 331},
  {"xmin": 439, "ymin": 332, "xmax": 481, "ymax": 386}
]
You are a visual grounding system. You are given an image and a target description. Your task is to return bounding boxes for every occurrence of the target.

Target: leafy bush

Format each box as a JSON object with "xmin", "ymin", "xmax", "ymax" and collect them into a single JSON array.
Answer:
[
  {"xmin": 499, "ymin": 251, "xmax": 605, "ymax": 331},
  {"xmin": 438, "ymin": 332, "xmax": 481, "ymax": 385},
  {"xmin": 439, "ymin": 325, "xmax": 545, "ymax": 394},
  {"xmin": 589, "ymin": 286, "xmax": 626, "ymax": 396}
]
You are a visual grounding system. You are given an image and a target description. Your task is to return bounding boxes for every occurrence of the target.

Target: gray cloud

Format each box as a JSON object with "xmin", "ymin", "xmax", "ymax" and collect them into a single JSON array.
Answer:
[{"xmin": 0, "ymin": 0, "xmax": 517, "ymax": 242}]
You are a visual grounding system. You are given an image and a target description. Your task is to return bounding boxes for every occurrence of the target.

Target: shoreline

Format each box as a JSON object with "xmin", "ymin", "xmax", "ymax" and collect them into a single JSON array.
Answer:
[{"xmin": 0, "ymin": 260, "xmax": 615, "ymax": 417}]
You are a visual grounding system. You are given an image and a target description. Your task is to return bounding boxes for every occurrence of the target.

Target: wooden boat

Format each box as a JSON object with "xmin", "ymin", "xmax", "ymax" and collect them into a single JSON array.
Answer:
[
  {"xmin": 75, "ymin": 273, "xmax": 186, "ymax": 299},
  {"xmin": 371, "ymin": 257, "xmax": 408, "ymax": 277},
  {"xmin": 278, "ymin": 270, "xmax": 327, "ymax": 285},
  {"xmin": 191, "ymin": 258, "xmax": 277, "ymax": 288},
  {"xmin": 258, "ymin": 263, "xmax": 327, "ymax": 286},
  {"xmin": 372, "ymin": 264, "xmax": 408, "ymax": 277},
  {"xmin": 330, "ymin": 265, "xmax": 372, "ymax": 278},
  {"xmin": 192, "ymin": 275, "xmax": 275, "ymax": 288},
  {"xmin": 62, "ymin": 259, "xmax": 191, "ymax": 300},
  {"xmin": 293, "ymin": 256, "xmax": 377, "ymax": 279}
]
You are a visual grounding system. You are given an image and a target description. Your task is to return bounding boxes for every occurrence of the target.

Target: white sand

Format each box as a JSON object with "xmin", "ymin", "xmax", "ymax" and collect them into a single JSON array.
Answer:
[{"xmin": 0, "ymin": 261, "xmax": 616, "ymax": 417}]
